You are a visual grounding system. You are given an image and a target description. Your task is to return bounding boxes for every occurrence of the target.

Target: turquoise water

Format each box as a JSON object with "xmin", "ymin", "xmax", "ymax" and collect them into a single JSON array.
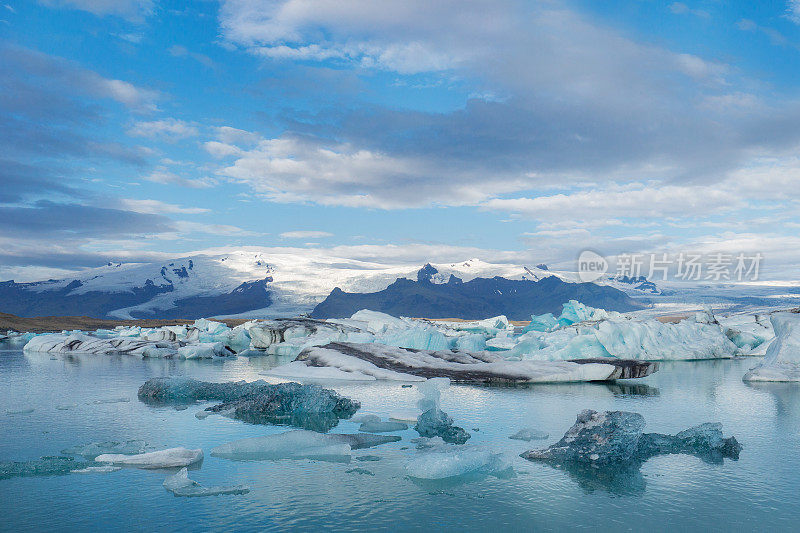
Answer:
[{"xmin": 1, "ymin": 349, "xmax": 799, "ymax": 532}]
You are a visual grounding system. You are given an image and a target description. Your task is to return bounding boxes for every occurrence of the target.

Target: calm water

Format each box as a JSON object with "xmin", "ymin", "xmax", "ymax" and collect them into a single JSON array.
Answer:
[{"xmin": 1, "ymin": 349, "xmax": 799, "ymax": 532}]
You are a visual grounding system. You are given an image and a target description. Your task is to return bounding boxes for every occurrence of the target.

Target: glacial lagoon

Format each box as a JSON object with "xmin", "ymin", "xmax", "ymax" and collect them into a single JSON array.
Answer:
[{"xmin": 2, "ymin": 349, "xmax": 799, "ymax": 531}]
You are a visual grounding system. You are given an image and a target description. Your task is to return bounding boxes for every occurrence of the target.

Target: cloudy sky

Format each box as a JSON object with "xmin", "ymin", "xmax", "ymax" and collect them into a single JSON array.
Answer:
[{"xmin": 2, "ymin": 0, "xmax": 800, "ymax": 281}]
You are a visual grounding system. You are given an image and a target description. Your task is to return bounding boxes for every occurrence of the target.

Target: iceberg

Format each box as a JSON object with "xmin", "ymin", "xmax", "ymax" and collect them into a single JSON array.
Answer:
[
  {"xmin": 95, "ymin": 447, "xmax": 203, "ymax": 469},
  {"xmin": 24, "ymin": 333, "xmax": 176, "ymax": 356},
  {"xmin": 743, "ymin": 312, "xmax": 800, "ymax": 381},
  {"xmin": 138, "ymin": 377, "xmax": 360, "ymax": 432},
  {"xmin": 163, "ymin": 468, "xmax": 250, "ymax": 497},
  {"xmin": 269, "ymin": 342, "xmax": 657, "ymax": 383},
  {"xmin": 521, "ymin": 410, "xmax": 741, "ymax": 465},
  {"xmin": 358, "ymin": 420, "xmax": 409, "ymax": 433},
  {"xmin": 507, "ymin": 305, "xmax": 742, "ymax": 361},
  {"xmin": 509, "ymin": 428, "xmax": 550, "ymax": 441},
  {"xmin": 413, "ymin": 378, "xmax": 470, "ymax": 444}
]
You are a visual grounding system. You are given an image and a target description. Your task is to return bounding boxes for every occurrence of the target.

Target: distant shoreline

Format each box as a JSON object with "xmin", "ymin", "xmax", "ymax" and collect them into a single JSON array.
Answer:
[
  {"xmin": 2, "ymin": 311, "xmax": 692, "ymax": 334},
  {"xmin": 0, "ymin": 312, "xmax": 249, "ymax": 334}
]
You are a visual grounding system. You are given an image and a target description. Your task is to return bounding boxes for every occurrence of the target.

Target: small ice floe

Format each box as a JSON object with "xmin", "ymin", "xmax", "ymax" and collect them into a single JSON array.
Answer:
[
  {"xmin": 163, "ymin": 468, "xmax": 250, "ymax": 497},
  {"xmin": 405, "ymin": 446, "xmax": 512, "ymax": 480},
  {"xmin": 91, "ymin": 397, "xmax": 130, "ymax": 404},
  {"xmin": 71, "ymin": 466, "xmax": 121, "ymax": 474},
  {"xmin": 743, "ymin": 312, "xmax": 800, "ymax": 382},
  {"xmin": 138, "ymin": 377, "xmax": 359, "ymax": 432},
  {"xmin": 345, "ymin": 468, "xmax": 374, "ymax": 476},
  {"xmin": 95, "ymin": 447, "xmax": 203, "ymax": 469},
  {"xmin": 359, "ymin": 420, "xmax": 408, "ymax": 433},
  {"xmin": 5, "ymin": 407, "xmax": 34, "ymax": 415},
  {"xmin": 0, "ymin": 456, "xmax": 89, "ymax": 480},
  {"xmin": 509, "ymin": 428, "xmax": 550, "ymax": 441},
  {"xmin": 351, "ymin": 414, "xmax": 381, "ymax": 424},
  {"xmin": 211, "ymin": 430, "xmax": 400, "ymax": 462},
  {"xmin": 62, "ymin": 440, "xmax": 149, "ymax": 460}
]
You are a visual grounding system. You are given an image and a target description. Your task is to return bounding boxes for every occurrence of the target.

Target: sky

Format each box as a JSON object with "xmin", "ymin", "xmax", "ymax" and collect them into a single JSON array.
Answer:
[{"xmin": 1, "ymin": 0, "xmax": 800, "ymax": 281}]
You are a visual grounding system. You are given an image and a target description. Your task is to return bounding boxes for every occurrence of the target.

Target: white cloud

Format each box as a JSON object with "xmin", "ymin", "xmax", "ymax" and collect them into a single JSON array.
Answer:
[
  {"xmin": 482, "ymin": 183, "xmax": 740, "ymax": 222},
  {"xmin": 120, "ymin": 198, "xmax": 210, "ymax": 215},
  {"xmin": 38, "ymin": 0, "xmax": 154, "ymax": 21},
  {"xmin": 280, "ymin": 230, "xmax": 334, "ymax": 239},
  {"xmin": 214, "ymin": 126, "xmax": 260, "ymax": 145},
  {"xmin": 788, "ymin": 1, "xmax": 800, "ymax": 23},
  {"xmin": 144, "ymin": 168, "xmax": 218, "ymax": 189},
  {"xmin": 128, "ymin": 118, "xmax": 198, "ymax": 140},
  {"xmin": 218, "ymin": 135, "xmax": 527, "ymax": 208},
  {"xmin": 204, "ymin": 141, "xmax": 244, "ymax": 158},
  {"xmin": 173, "ymin": 221, "xmax": 261, "ymax": 236}
]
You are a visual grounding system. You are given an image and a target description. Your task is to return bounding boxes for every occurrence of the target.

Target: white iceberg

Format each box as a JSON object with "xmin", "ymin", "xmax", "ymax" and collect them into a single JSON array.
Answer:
[
  {"xmin": 743, "ymin": 313, "xmax": 800, "ymax": 382},
  {"xmin": 95, "ymin": 447, "xmax": 203, "ymax": 469},
  {"xmin": 268, "ymin": 342, "xmax": 656, "ymax": 383}
]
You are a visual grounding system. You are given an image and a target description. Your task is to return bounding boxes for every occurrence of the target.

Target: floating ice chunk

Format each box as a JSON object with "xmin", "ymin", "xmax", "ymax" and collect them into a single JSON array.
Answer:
[
  {"xmin": 71, "ymin": 466, "xmax": 121, "ymax": 474},
  {"xmin": 521, "ymin": 410, "xmax": 741, "ymax": 465},
  {"xmin": 96, "ymin": 447, "xmax": 203, "ymax": 469},
  {"xmin": 413, "ymin": 378, "xmax": 470, "ymax": 444},
  {"xmin": 92, "ymin": 397, "xmax": 130, "ymax": 404},
  {"xmin": 744, "ymin": 313, "xmax": 800, "ymax": 382},
  {"xmin": 0, "ymin": 456, "xmax": 89, "ymax": 480},
  {"xmin": 62, "ymin": 440, "xmax": 149, "ymax": 460},
  {"xmin": 405, "ymin": 446, "xmax": 511, "ymax": 480},
  {"xmin": 141, "ymin": 347, "xmax": 179, "ymax": 358},
  {"xmin": 345, "ymin": 467, "xmax": 374, "ymax": 476},
  {"xmin": 523, "ymin": 312, "xmax": 559, "ymax": 333},
  {"xmin": 139, "ymin": 377, "xmax": 360, "ymax": 432},
  {"xmin": 454, "ymin": 333, "xmax": 487, "ymax": 352},
  {"xmin": 163, "ymin": 468, "xmax": 250, "ymax": 497},
  {"xmin": 349, "ymin": 310, "xmax": 408, "ymax": 334},
  {"xmin": 417, "ymin": 377, "xmax": 449, "ymax": 411},
  {"xmin": 177, "ymin": 342, "xmax": 233, "ymax": 359},
  {"xmin": 211, "ymin": 431, "xmax": 352, "ymax": 462},
  {"xmin": 0, "ymin": 331, "xmax": 35, "ymax": 348},
  {"xmin": 359, "ymin": 420, "xmax": 408, "ymax": 433},
  {"xmin": 5, "ymin": 407, "xmax": 34, "ymax": 415},
  {"xmin": 389, "ymin": 410, "xmax": 420, "ymax": 423},
  {"xmin": 415, "ymin": 409, "xmax": 470, "ymax": 444},
  {"xmin": 509, "ymin": 428, "xmax": 550, "ymax": 441},
  {"xmin": 351, "ymin": 414, "xmax": 381, "ymax": 424}
]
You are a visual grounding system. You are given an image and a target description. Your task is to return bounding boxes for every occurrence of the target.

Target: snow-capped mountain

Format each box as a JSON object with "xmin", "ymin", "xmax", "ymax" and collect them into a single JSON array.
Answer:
[
  {"xmin": 2, "ymin": 249, "xmax": 797, "ymax": 320},
  {"xmin": 0, "ymin": 251, "xmax": 555, "ymax": 319}
]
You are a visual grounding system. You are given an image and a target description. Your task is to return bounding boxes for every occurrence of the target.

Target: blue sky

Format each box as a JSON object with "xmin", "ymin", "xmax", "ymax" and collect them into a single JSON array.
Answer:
[{"xmin": 2, "ymin": 0, "xmax": 800, "ymax": 280}]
